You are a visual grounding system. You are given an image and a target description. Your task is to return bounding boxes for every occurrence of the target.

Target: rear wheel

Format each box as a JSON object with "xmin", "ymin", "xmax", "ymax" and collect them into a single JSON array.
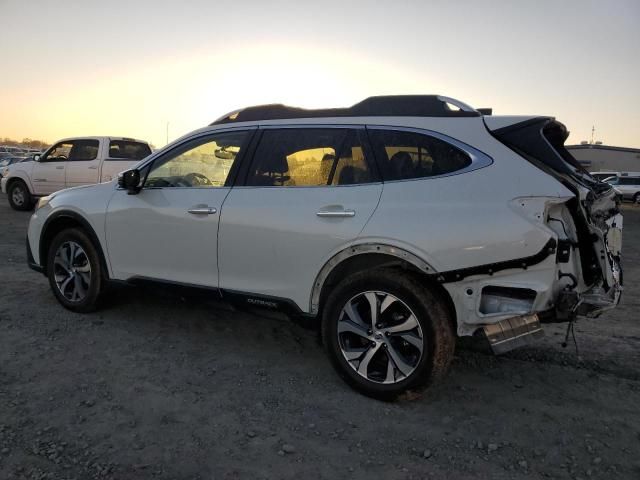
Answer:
[
  {"xmin": 46, "ymin": 228, "xmax": 105, "ymax": 312},
  {"xmin": 7, "ymin": 180, "xmax": 33, "ymax": 211},
  {"xmin": 321, "ymin": 269, "xmax": 455, "ymax": 399},
  {"xmin": 633, "ymin": 192, "xmax": 640, "ymax": 204}
]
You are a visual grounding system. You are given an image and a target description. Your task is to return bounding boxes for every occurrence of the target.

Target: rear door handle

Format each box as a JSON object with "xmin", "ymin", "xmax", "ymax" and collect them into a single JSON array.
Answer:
[
  {"xmin": 55, "ymin": 166, "xmax": 64, "ymax": 170},
  {"xmin": 316, "ymin": 209, "xmax": 356, "ymax": 218},
  {"xmin": 88, "ymin": 166, "xmax": 98, "ymax": 170},
  {"xmin": 188, "ymin": 206, "xmax": 217, "ymax": 215}
]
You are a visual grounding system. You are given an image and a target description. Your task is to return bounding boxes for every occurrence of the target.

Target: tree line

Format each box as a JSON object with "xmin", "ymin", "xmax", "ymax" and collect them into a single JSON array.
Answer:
[{"xmin": 2, "ymin": 137, "xmax": 51, "ymax": 149}]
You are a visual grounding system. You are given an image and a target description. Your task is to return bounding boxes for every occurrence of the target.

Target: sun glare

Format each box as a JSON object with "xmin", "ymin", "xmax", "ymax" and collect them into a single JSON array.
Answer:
[{"xmin": 1, "ymin": 43, "xmax": 452, "ymax": 147}]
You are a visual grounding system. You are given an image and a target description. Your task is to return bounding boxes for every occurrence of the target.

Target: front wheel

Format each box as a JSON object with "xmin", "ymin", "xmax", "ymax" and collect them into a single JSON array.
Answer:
[
  {"xmin": 7, "ymin": 180, "xmax": 33, "ymax": 211},
  {"xmin": 46, "ymin": 228, "xmax": 105, "ymax": 312},
  {"xmin": 633, "ymin": 192, "xmax": 640, "ymax": 204},
  {"xmin": 321, "ymin": 270, "xmax": 455, "ymax": 399}
]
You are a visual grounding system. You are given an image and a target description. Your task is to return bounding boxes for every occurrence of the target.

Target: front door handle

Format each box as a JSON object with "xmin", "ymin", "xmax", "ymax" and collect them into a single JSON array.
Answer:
[
  {"xmin": 188, "ymin": 206, "xmax": 217, "ymax": 215},
  {"xmin": 316, "ymin": 209, "xmax": 356, "ymax": 218},
  {"xmin": 55, "ymin": 166, "xmax": 64, "ymax": 170},
  {"xmin": 88, "ymin": 166, "xmax": 98, "ymax": 170}
]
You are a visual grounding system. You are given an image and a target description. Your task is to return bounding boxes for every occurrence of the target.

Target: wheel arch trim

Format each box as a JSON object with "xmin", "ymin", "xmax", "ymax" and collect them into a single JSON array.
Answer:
[
  {"xmin": 310, "ymin": 243, "xmax": 436, "ymax": 314},
  {"xmin": 6, "ymin": 171, "xmax": 35, "ymax": 195},
  {"xmin": 39, "ymin": 210, "xmax": 110, "ymax": 278}
]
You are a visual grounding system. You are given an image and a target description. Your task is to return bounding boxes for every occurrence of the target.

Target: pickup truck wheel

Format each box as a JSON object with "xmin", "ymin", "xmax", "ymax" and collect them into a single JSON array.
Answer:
[
  {"xmin": 7, "ymin": 180, "xmax": 33, "ymax": 211},
  {"xmin": 46, "ymin": 228, "xmax": 104, "ymax": 313},
  {"xmin": 633, "ymin": 193, "xmax": 640, "ymax": 204},
  {"xmin": 321, "ymin": 269, "xmax": 455, "ymax": 400}
]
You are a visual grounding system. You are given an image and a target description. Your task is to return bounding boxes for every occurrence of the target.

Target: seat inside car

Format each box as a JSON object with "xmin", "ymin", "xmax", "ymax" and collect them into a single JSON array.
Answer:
[
  {"xmin": 253, "ymin": 150, "xmax": 291, "ymax": 186},
  {"xmin": 390, "ymin": 151, "xmax": 414, "ymax": 180}
]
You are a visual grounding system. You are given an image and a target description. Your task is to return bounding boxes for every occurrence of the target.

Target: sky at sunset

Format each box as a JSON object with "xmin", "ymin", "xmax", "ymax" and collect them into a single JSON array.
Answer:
[{"xmin": 1, "ymin": 0, "xmax": 638, "ymax": 148}]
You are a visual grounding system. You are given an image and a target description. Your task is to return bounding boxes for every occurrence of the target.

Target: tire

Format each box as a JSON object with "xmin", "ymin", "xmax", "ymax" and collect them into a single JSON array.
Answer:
[
  {"xmin": 633, "ymin": 193, "xmax": 640, "ymax": 204},
  {"xmin": 7, "ymin": 180, "xmax": 33, "ymax": 211},
  {"xmin": 321, "ymin": 269, "xmax": 455, "ymax": 400},
  {"xmin": 46, "ymin": 228, "xmax": 105, "ymax": 313}
]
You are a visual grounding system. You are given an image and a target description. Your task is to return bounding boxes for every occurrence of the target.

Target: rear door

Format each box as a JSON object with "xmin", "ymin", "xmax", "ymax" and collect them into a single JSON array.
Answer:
[
  {"xmin": 64, "ymin": 139, "xmax": 101, "ymax": 187},
  {"xmin": 218, "ymin": 126, "xmax": 383, "ymax": 311},
  {"xmin": 31, "ymin": 141, "xmax": 71, "ymax": 195}
]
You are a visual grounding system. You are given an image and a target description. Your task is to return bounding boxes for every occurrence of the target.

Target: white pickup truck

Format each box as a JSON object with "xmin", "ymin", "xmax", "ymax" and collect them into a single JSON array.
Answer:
[{"xmin": 1, "ymin": 136, "xmax": 151, "ymax": 210}]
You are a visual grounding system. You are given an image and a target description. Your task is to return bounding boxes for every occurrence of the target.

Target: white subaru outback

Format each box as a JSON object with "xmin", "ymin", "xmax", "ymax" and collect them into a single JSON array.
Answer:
[{"xmin": 25, "ymin": 95, "xmax": 622, "ymax": 398}]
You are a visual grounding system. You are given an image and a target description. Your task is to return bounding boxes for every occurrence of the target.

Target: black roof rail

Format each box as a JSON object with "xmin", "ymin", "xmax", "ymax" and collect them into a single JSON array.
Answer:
[{"xmin": 211, "ymin": 95, "xmax": 484, "ymax": 125}]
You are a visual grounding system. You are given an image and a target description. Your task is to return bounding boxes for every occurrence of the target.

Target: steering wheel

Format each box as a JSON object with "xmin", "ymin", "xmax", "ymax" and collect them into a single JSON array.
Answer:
[{"xmin": 184, "ymin": 172, "xmax": 212, "ymax": 187}]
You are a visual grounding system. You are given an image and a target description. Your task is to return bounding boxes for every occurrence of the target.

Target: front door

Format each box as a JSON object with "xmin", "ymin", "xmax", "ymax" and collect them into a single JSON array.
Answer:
[
  {"xmin": 105, "ymin": 129, "xmax": 254, "ymax": 287},
  {"xmin": 218, "ymin": 127, "xmax": 383, "ymax": 311},
  {"xmin": 65, "ymin": 139, "xmax": 101, "ymax": 187},
  {"xmin": 31, "ymin": 141, "xmax": 71, "ymax": 195}
]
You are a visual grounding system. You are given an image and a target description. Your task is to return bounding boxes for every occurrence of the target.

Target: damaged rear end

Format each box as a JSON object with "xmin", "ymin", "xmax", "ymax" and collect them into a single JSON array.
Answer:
[{"xmin": 478, "ymin": 116, "xmax": 623, "ymax": 352}]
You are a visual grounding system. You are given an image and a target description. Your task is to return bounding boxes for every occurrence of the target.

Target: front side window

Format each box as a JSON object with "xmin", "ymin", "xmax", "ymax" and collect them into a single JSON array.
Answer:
[
  {"xmin": 42, "ymin": 142, "xmax": 74, "ymax": 162},
  {"xmin": 108, "ymin": 140, "xmax": 151, "ymax": 160},
  {"xmin": 145, "ymin": 131, "xmax": 249, "ymax": 188},
  {"xmin": 368, "ymin": 129, "xmax": 472, "ymax": 181},
  {"xmin": 246, "ymin": 128, "xmax": 373, "ymax": 187},
  {"xmin": 68, "ymin": 140, "xmax": 99, "ymax": 161}
]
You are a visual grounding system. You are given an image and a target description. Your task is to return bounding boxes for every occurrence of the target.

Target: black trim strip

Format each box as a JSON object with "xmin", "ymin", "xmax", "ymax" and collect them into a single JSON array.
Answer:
[
  {"xmin": 26, "ymin": 236, "xmax": 44, "ymax": 273},
  {"xmin": 221, "ymin": 289, "xmax": 305, "ymax": 316},
  {"xmin": 126, "ymin": 276, "xmax": 223, "ymax": 297},
  {"xmin": 122, "ymin": 278, "xmax": 308, "ymax": 316},
  {"xmin": 28, "ymin": 262, "xmax": 44, "ymax": 274},
  {"xmin": 434, "ymin": 239, "xmax": 557, "ymax": 283}
]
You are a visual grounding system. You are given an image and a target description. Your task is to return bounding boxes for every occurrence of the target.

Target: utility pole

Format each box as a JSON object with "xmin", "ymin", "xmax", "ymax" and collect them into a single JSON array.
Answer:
[{"xmin": 591, "ymin": 125, "xmax": 595, "ymax": 144}]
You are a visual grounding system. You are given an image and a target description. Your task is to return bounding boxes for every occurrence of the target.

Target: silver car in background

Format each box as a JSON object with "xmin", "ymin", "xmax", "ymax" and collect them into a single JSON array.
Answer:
[{"xmin": 605, "ymin": 175, "xmax": 640, "ymax": 203}]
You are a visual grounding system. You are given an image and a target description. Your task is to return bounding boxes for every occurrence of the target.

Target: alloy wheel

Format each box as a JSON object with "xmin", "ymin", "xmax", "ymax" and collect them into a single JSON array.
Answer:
[
  {"xmin": 53, "ymin": 241, "xmax": 91, "ymax": 302},
  {"xmin": 337, "ymin": 291, "xmax": 424, "ymax": 384},
  {"xmin": 11, "ymin": 185, "xmax": 25, "ymax": 206}
]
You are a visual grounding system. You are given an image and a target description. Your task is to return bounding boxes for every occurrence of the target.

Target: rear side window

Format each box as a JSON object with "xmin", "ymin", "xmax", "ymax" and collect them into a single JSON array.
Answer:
[
  {"xmin": 69, "ymin": 140, "xmax": 99, "ymax": 161},
  {"xmin": 108, "ymin": 140, "xmax": 151, "ymax": 160},
  {"xmin": 246, "ymin": 128, "xmax": 374, "ymax": 187},
  {"xmin": 620, "ymin": 177, "xmax": 640, "ymax": 185},
  {"xmin": 368, "ymin": 129, "xmax": 472, "ymax": 181}
]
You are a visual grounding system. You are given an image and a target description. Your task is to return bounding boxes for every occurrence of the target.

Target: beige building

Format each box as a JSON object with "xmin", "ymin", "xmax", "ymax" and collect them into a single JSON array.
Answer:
[{"xmin": 567, "ymin": 144, "xmax": 640, "ymax": 173}]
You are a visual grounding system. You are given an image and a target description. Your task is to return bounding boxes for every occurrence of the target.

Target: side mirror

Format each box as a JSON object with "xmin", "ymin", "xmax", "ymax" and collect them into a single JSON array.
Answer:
[
  {"xmin": 118, "ymin": 169, "xmax": 141, "ymax": 194},
  {"xmin": 33, "ymin": 154, "xmax": 41, "ymax": 162}
]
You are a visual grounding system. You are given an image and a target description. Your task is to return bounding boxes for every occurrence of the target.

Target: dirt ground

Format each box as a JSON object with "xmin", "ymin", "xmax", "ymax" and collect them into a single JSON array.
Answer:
[{"xmin": 0, "ymin": 199, "xmax": 638, "ymax": 480}]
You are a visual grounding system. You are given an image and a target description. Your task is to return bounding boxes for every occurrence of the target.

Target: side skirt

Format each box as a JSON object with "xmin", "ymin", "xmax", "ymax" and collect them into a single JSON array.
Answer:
[
  {"xmin": 221, "ymin": 289, "xmax": 311, "ymax": 318},
  {"xmin": 122, "ymin": 276, "xmax": 314, "ymax": 319}
]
